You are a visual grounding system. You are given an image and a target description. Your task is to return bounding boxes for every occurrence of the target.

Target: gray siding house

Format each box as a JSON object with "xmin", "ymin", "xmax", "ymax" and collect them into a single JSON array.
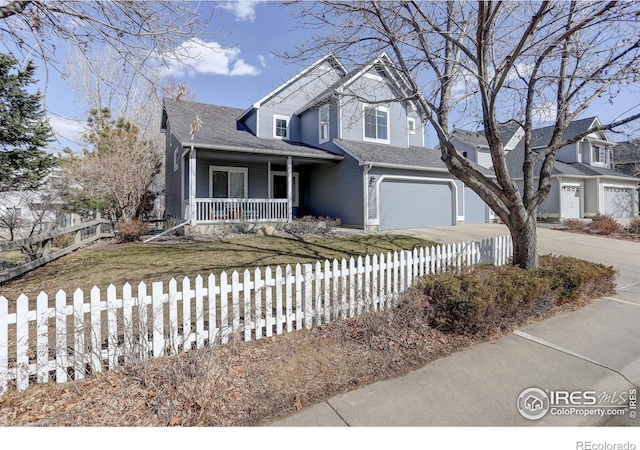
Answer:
[
  {"xmin": 451, "ymin": 118, "xmax": 639, "ymax": 219},
  {"xmin": 161, "ymin": 53, "xmax": 491, "ymax": 232}
]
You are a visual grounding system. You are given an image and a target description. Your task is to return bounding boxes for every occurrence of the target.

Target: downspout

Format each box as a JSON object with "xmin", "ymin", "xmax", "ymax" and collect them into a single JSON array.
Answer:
[{"xmin": 363, "ymin": 163, "xmax": 372, "ymax": 230}]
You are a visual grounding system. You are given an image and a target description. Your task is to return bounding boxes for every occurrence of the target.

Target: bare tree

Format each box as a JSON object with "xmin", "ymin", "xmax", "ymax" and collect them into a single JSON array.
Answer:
[
  {"xmin": 285, "ymin": 0, "xmax": 640, "ymax": 269},
  {"xmin": 0, "ymin": 1, "xmax": 212, "ymax": 92},
  {"xmin": 65, "ymin": 109, "xmax": 163, "ymax": 223}
]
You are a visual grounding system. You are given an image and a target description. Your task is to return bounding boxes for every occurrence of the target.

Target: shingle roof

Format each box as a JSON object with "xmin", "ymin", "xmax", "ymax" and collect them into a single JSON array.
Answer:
[
  {"xmin": 513, "ymin": 117, "xmax": 599, "ymax": 150},
  {"xmin": 451, "ymin": 120, "xmax": 522, "ymax": 147},
  {"xmin": 613, "ymin": 140, "xmax": 640, "ymax": 164},
  {"xmin": 505, "ymin": 144, "xmax": 638, "ymax": 180},
  {"xmin": 334, "ymin": 139, "xmax": 494, "ymax": 176},
  {"xmin": 162, "ymin": 99, "xmax": 343, "ymax": 160}
]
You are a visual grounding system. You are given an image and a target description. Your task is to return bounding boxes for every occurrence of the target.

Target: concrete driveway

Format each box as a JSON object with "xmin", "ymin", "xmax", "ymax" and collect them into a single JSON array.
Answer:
[{"xmin": 269, "ymin": 224, "xmax": 640, "ymax": 427}]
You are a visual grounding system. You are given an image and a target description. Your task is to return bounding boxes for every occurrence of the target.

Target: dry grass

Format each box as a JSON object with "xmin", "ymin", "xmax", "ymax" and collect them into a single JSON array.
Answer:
[{"xmin": 0, "ymin": 233, "xmax": 435, "ymax": 300}]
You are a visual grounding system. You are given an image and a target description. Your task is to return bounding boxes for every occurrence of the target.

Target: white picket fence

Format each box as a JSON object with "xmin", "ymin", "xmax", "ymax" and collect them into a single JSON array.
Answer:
[{"xmin": 0, "ymin": 235, "xmax": 512, "ymax": 394}]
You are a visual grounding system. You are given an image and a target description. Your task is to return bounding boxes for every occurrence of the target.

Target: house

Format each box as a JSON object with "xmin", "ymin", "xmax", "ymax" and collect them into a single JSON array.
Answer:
[
  {"xmin": 612, "ymin": 140, "xmax": 640, "ymax": 177},
  {"xmin": 451, "ymin": 118, "xmax": 639, "ymax": 219},
  {"xmin": 0, "ymin": 168, "xmax": 73, "ymax": 240},
  {"xmin": 161, "ymin": 53, "xmax": 492, "ymax": 233}
]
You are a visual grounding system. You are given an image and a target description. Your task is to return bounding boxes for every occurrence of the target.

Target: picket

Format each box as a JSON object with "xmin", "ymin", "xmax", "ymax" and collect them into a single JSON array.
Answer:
[{"xmin": 0, "ymin": 235, "xmax": 512, "ymax": 393}]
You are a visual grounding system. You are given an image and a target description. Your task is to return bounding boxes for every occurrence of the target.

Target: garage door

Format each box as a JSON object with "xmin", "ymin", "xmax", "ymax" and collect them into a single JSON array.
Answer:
[
  {"xmin": 604, "ymin": 187, "xmax": 633, "ymax": 217},
  {"xmin": 379, "ymin": 180, "xmax": 453, "ymax": 230},
  {"xmin": 464, "ymin": 186, "xmax": 487, "ymax": 224},
  {"xmin": 562, "ymin": 186, "xmax": 580, "ymax": 219}
]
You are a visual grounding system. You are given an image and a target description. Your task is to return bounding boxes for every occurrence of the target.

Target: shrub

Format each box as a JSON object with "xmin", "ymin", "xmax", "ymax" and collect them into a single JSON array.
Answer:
[
  {"xmin": 625, "ymin": 216, "xmax": 640, "ymax": 235},
  {"xmin": 116, "ymin": 220, "xmax": 150, "ymax": 243},
  {"xmin": 417, "ymin": 255, "xmax": 616, "ymax": 337},
  {"xmin": 538, "ymin": 255, "xmax": 616, "ymax": 304},
  {"xmin": 589, "ymin": 213, "xmax": 620, "ymax": 235},
  {"xmin": 563, "ymin": 219, "xmax": 586, "ymax": 231},
  {"xmin": 284, "ymin": 215, "xmax": 341, "ymax": 235}
]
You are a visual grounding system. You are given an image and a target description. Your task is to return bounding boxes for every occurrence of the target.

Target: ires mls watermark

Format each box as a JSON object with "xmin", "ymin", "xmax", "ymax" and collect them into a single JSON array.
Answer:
[{"xmin": 517, "ymin": 387, "xmax": 637, "ymax": 421}]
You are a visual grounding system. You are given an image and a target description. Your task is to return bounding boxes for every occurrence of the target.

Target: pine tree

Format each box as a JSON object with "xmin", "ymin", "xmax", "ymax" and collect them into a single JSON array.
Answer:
[{"xmin": 0, "ymin": 53, "xmax": 55, "ymax": 192}]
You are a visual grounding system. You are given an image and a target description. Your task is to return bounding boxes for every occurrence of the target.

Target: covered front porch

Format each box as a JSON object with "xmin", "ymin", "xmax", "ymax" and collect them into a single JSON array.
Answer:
[{"xmin": 180, "ymin": 146, "xmax": 342, "ymax": 227}]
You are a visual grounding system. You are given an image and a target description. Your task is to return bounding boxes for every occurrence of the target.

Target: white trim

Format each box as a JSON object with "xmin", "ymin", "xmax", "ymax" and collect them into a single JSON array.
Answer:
[
  {"xmin": 559, "ymin": 180, "xmax": 584, "ymax": 219},
  {"xmin": 319, "ymin": 104, "xmax": 330, "ymax": 144},
  {"xmin": 273, "ymin": 114, "xmax": 290, "ymax": 140},
  {"xmin": 173, "ymin": 148, "xmax": 179, "ymax": 172},
  {"xmin": 375, "ymin": 175, "xmax": 458, "ymax": 227},
  {"xmin": 209, "ymin": 166, "xmax": 249, "ymax": 199},
  {"xmin": 362, "ymin": 104, "xmax": 390, "ymax": 144},
  {"xmin": 407, "ymin": 117, "xmax": 416, "ymax": 135},
  {"xmin": 271, "ymin": 171, "xmax": 299, "ymax": 207}
]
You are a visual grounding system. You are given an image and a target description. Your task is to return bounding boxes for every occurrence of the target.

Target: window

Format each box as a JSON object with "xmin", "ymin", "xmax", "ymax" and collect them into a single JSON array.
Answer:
[
  {"xmin": 363, "ymin": 105, "xmax": 389, "ymax": 143},
  {"xmin": 273, "ymin": 115, "xmax": 289, "ymax": 139},
  {"xmin": 271, "ymin": 172, "xmax": 299, "ymax": 207},
  {"xmin": 407, "ymin": 117, "xmax": 416, "ymax": 134},
  {"xmin": 592, "ymin": 145, "xmax": 606, "ymax": 165},
  {"xmin": 173, "ymin": 148, "xmax": 179, "ymax": 172},
  {"xmin": 319, "ymin": 105, "xmax": 329, "ymax": 144},
  {"xmin": 209, "ymin": 166, "xmax": 248, "ymax": 199}
]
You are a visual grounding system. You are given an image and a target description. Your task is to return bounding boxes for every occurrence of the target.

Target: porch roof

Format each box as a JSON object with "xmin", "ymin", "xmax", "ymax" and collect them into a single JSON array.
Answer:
[{"xmin": 162, "ymin": 99, "xmax": 344, "ymax": 161}]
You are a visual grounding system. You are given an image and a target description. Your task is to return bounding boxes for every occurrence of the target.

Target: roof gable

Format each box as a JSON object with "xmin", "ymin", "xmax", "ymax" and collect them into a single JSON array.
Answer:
[
  {"xmin": 237, "ymin": 53, "xmax": 347, "ymax": 121},
  {"xmin": 294, "ymin": 53, "xmax": 425, "ymax": 117}
]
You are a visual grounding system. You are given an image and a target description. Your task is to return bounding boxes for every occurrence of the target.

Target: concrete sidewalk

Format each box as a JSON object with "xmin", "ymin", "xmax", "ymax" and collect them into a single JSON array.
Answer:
[{"xmin": 268, "ymin": 225, "xmax": 640, "ymax": 426}]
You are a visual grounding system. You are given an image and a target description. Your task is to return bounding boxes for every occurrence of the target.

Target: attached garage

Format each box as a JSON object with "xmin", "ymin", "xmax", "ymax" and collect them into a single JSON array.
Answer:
[
  {"xmin": 562, "ymin": 185, "xmax": 581, "ymax": 219},
  {"xmin": 378, "ymin": 178, "xmax": 455, "ymax": 230},
  {"xmin": 603, "ymin": 186, "xmax": 634, "ymax": 217},
  {"xmin": 464, "ymin": 186, "xmax": 488, "ymax": 224}
]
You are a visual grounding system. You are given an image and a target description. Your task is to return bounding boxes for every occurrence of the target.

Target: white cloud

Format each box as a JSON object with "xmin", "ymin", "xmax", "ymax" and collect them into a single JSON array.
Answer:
[
  {"xmin": 219, "ymin": 1, "xmax": 265, "ymax": 22},
  {"xmin": 160, "ymin": 38, "xmax": 260, "ymax": 78},
  {"xmin": 48, "ymin": 115, "xmax": 86, "ymax": 148},
  {"xmin": 257, "ymin": 54, "xmax": 267, "ymax": 68}
]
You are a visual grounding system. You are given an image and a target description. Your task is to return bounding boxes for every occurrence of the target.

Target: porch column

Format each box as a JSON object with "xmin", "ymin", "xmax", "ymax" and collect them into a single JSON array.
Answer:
[
  {"xmin": 287, "ymin": 156, "xmax": 293, "ymax": 222},
  {"xmin": 189, "ymin": 146, "xmax": 196, "ymax": 226}
]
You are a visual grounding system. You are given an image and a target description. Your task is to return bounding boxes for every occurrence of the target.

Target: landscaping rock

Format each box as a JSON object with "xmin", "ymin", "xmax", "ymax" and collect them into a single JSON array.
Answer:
[{"xmin": 257, "ymin": 225, "xmax": 277, "ymax": 236}]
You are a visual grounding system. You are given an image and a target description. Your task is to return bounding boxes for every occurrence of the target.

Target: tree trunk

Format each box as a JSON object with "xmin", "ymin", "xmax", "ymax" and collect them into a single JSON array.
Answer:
[{"xmin": 509, "ymin": 216, "xmax": 538, "ymax": 270}]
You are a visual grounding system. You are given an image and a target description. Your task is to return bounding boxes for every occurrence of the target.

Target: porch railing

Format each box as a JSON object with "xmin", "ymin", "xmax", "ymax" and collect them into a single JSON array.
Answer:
[{"xmin": 194, "ymin": 198, "xmax": 289, "ymax": 223}]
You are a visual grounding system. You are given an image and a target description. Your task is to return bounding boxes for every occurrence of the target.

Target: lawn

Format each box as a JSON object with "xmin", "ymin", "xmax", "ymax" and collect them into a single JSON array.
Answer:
[{"xmin": 0, "ymin": 234, "xmax": 437, "ymax": 300}]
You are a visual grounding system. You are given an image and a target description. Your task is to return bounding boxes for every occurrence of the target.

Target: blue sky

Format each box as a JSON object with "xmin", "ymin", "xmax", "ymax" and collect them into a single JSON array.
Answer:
[{"xmin": 32, "ymin": 0, "xmax": 640, "ymax": 152}]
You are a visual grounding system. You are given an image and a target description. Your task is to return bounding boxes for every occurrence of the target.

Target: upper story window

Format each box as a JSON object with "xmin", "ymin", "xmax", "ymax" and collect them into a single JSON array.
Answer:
[
  {"xmin": 407, "ymin": 118, "xmax": 416, "ymax": 135},
  {"xmin": 364, "ymin": 105, "xmax": 389, "ymax": 143},
  {"xmin": 319, "ymin": 105, "xmax": 329, "ymax": 144},
  {"xmin": 592, "ymin": 145, "xmax": 606, "ymax": 165},
  {"xmin": 273, "ymin": 115, "xmax": 289, "ymax": 139}
]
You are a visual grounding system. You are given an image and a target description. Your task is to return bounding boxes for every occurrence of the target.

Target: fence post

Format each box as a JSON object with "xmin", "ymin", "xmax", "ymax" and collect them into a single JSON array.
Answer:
[
  {"xmin": 0, "ymin": 296, "xmax": 8, "ymax": 394},
  {"xmin": 303, "ymin": 264, "xmax": 313, "ymax": 329}
]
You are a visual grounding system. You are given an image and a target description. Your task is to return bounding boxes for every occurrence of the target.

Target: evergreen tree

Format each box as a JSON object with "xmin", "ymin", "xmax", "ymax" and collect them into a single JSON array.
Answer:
[{"xmin": 0, "ymin": 53, "xmax": 55, "ymax": 192}]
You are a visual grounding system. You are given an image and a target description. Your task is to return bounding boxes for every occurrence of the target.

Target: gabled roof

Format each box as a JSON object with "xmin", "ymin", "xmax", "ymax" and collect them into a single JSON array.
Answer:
[
  {"xmin": 516, "ymin": 117, "xmax": 603, "ymax": 150},
  {"xmin": 237, "ymin": 53, "xmax": 347, "ymax": 121},
  {"xmin": 162, "ymin": 98, "xmax": 343, "ymax": 161},
  {"xmin": 294, "ymin": 53, "xmax": 424, "ymax": 116},
  {"xmin": 334, "ymin": 139, "xmax": 494, "ymax": 176},
  {"xmin": 451, "ymin": 121, "xmax": 522, "ymax": 148}
]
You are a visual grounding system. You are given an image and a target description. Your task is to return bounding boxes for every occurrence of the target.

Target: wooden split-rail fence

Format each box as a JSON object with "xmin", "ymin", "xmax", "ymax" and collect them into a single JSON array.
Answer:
[{"xmin": 0, "ymin": 235, "xmax": 513, "ymax": 394}]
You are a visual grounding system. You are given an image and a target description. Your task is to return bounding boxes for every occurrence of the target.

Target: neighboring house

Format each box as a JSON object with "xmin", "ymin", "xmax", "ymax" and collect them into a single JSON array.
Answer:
[
  {"xmin": 451, "ymin": 117, "xmax": 639, "ymax": 219},
  {"xmin": 0, "ymin": 168, "xmax": 73, "ymax": 240},
  {"xmin": 161, "ymin": 53, "xmax": 492, "ymax": 232},
  {"xmin": 612, "ymin": 140, "xmax": 640, "ymax": 177}
]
